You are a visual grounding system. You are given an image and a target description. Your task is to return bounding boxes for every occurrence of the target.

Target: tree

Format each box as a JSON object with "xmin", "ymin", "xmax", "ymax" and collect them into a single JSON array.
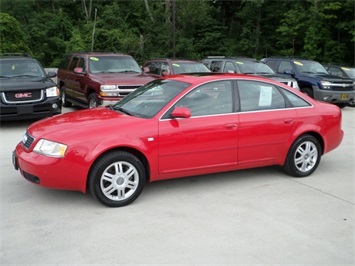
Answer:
[{"xmin": 0, "ymin": 13, "xmax": 31, "ymax": 54}]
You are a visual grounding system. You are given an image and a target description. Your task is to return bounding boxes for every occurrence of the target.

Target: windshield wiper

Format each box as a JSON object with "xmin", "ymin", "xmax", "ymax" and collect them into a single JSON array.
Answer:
[
  {"xmin": 115, "ymin": 107, "xmax": 134, "ymax": 116},
  {"xmin": 117, "ymin": 70, "xmax": 141, "ymax": 73},
  {"xmin": 12, "ymin": 74, "xmax": 39, "ymax": 78}
]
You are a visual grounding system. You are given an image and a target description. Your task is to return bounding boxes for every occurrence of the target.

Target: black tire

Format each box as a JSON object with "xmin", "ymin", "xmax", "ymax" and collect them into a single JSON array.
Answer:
[
  {"xmin": 347, "ymin": 100, "xmax": 355, "ymax": 108},
  {"xmin": 283, "ymin": 135, "xmax": 321, "ymax": 177},
  {"xmin": 335, "ymin": 103, "xmax": 347, "ymax": 109},
  {"xmin": 88, "ymin": 151, "xmax": 146, "ymax": 207},
  {"xmin": 301, "ymin": 87, "xmax": 314, "ymax": 98},
  {"xmin": 61, "ymin": 89, "xmax": 72, "ymax": 107},
  {"xmin": 88, "ymin": 93, "xmax": 99, "ymax": 108}
]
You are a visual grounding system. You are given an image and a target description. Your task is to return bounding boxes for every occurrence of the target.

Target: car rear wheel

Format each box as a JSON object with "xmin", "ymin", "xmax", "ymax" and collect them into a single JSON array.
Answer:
[
  {"xmin": 88, "ymin": 151, "xmax": 146, "ymax": 207},
  {"xmin": 88, "ymin": 93, "xmax": 99, "ymax": 108},
  {"xmin": 61, "ymin": 89, "xmax": 72, "ymax": 107},
  {"xmin": 283, "ymin": 135, "xmax": 321, "ymax": 177}
]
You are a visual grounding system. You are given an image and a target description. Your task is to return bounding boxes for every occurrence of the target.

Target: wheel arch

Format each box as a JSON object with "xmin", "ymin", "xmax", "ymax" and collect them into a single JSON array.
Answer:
[
  {"xmin": 86, "ymin": 147, "xmax": 151, "ymax": 190},
  {"xmin": 290, "ymin": 131, "xmax": 324, "ymax": 156}
]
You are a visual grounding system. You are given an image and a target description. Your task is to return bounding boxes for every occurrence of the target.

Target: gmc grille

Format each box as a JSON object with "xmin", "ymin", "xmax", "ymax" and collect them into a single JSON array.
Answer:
[{"xmin": 2, "ymin": 90, "xmax": 44, "ymax": 104}]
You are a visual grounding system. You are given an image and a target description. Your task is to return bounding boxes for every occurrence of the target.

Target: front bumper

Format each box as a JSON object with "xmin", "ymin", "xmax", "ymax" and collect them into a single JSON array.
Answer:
[
  {"xmin": 314, "ymin": 90, "xmax": 355, "ymax": 104},
  {"xmin": 0, "ymin": 97, "xmax": 62, "ymax": 121},
  {"xmin": 13, "ymin": 143, "xmax": 87, "ymax": 193}
]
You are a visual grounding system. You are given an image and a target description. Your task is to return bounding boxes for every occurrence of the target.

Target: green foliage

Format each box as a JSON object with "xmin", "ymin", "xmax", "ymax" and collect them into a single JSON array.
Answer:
[
  {"xmin": 0, "ymin": 13, "xmax": 31, "ymax": 54},
  {"xmin": 1, "ymin": 0, "xmax": 354, "ymax": 66}
]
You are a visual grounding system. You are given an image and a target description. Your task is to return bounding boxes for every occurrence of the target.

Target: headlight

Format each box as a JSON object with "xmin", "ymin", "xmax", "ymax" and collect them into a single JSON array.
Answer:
[
  {"xmin": 100, "ymin": 85, "xmax": 118, "ymax": 91},
  {"xmin": 46, "ymin": 86, "xmax": 60, "ymax": 97},
  {"xmin": 33, "ymin": 139, "xmax": 67, "ymax": 157},
  {"xmin": 100, "ymin": 85, "xmax": 119, "ymax": 96},
  {"xmin": 320, "ymin": 81, "xmax": 331, "ymax": 89}
]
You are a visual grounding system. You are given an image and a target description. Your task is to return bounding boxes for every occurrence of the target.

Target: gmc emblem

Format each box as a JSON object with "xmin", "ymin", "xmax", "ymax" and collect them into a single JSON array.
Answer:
[{"xmin": 15, "ymin": 93, "xmax": 32, "ymax": 98}]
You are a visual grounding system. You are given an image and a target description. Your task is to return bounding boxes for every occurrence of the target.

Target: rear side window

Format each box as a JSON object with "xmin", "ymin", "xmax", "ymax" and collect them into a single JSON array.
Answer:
[
  {"xmin": 282, "ymin": 89, "xmax": 311, "ymax": 107},
  {"xmin": 237, "ymin": 80, "xmax": 286, "ymax": 111},
  {"xmin": 58, "ymin": 55, "xmax": 72, "ymax": 70},
  {"xmin": 210, "ymin": 61, "xmax": 223, "ymax": 72},
  {"xmin": 69, "ymin": 56, "xmax": 79, "ymax": 71}
]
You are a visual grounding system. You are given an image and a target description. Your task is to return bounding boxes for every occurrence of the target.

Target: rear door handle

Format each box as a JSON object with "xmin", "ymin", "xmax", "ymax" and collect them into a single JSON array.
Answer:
[
  {"xmin": 225, "ymin": 123, "xmax": 237, "ymax": 130},
  {"xmin": 284, "ymin": 119, "xmax": 294, "ymax": 124}
]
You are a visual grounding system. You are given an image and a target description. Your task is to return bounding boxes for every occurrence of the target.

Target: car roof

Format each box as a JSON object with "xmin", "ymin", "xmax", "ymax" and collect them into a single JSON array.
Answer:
[
  {"xmin": 163, "ymin": 72, "xmax": 282, "ymax": 85},
  {"xmin": 146, "ymin": 58, "xmax": 203, "ymax": 63},
  {"xmin": 68, "ymin": 52, "xmax": 131, "ymax": 57},
  {"xmin": 0, "ymin": 54, "xmax": 37, "ymax": 61},
  {"xmin": 203, "ymin": 56, "xmax": 256, "ymax": 61}
]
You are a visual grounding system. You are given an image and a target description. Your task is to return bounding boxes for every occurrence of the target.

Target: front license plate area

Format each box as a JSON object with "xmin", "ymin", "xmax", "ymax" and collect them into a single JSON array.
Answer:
[
  {"xmin": 17, "ymin": 106, "xmax": 33, "ymax": 115},
  {"xmin": 341, "ymin": 94, "xmax": 348, "ymax": 100}
]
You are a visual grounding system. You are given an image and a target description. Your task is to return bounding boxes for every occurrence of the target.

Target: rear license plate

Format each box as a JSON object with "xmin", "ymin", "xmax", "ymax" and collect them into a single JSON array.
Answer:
[{"xmin": 341, "ymin": 94, "xmax": 348, "ymax": 100}]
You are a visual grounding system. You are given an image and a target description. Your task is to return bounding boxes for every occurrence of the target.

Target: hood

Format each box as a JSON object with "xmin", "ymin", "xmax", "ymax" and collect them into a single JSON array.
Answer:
[
  {"xmin": 27, "ymin": 107, "xmax": 148, "ymax": 143},
  {"xmin": 300, "ymin": 73, "xmax": 353, "ymax": 83},
  {"xmin": 0, "ymin": 77, "xmax": 56, "ymax": 92},
  {"xmin": 90, "ymin": 72, "xmax": 155, "ymax": 85}
]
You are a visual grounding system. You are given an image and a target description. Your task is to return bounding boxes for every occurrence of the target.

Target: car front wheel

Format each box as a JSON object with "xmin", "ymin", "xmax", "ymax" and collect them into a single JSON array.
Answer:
[
  {"xmin": 89, "ymin": 151, "xmax": 146, "ymax": 207},
  {"xmin": 283, "ymin": 135, "xmax": 321, "ymax": 177},
  {"xmin": 88, "ymin": 93, "xmax": 99, "ymax": 108}
]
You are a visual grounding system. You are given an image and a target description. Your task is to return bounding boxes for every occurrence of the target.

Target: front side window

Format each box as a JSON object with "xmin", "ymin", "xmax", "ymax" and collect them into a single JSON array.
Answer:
[
  {"xmin": 224, "ymin": 62, "xmax": 236, "ymax": 73},
  {"xmin": 278, "ymin": 61, "xmax": 293, "ymax": 74},
  {"xmin": 171, "ymin": 80, "xmax": 233, "ymax": 117},
  {"xmin": 238, "ymin": 80, "xmax": 286, "ymax": 111}
]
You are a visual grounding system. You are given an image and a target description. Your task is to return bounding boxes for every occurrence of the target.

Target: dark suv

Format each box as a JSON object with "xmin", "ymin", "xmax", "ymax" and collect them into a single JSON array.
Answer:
[
  {"xmin": 0, "ymin": 54, "xmax": 61, "ymax": 121},
  {"xmin": 57, "ymin": 52, "xmax": 155, "ymax": 108},
  {"xmin": 142, "ymin": 58, "xmax": 211, "ymax": 77},
  {"xmin": 262, "ymin": 57, "xmax": 355, "ymax": 107},
  {"xmin": 202, "ymin": 56, "xmax": 299, "ymax": 91}
]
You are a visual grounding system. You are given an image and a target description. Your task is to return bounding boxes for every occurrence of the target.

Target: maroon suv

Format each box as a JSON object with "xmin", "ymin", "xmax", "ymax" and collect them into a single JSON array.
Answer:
[{"xmin": 57, "ymin": 52, "xmax": 155, "ymax": 108}]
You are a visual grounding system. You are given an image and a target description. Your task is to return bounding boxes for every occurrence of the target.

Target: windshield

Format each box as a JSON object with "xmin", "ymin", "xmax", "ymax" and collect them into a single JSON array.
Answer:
[
  {"xmin": 89, "ymin": 56, "xmax": 142, "ymax": 74},
  {"xmin": 172, "ymin": 62, "xmax": 211, "ymax": 74},
  {"xmin": 0, "ymin": 60, "xmax": 46, "ymax": 78},
  {"xmin": 236, "ymin": 61, "xmax": 275, "ymax": 74},
  {"xmin": 293, "ymin": 60, "xmax": 328, "ymax": 74},
  {"xmin": 343, "ymin": 67, "xmax": 355, "ymax": 79},
  {"xmin": 112, "ymin": 79, "xmax": 190, "ymax": 118}
]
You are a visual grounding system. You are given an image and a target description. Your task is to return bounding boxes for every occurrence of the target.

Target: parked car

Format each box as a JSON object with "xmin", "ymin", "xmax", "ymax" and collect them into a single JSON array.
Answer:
[
  {"xmin": 202, "ymin": 56, "xmax": 299, "ymax": 90},
  {"xmin": 0, "ymin": 54, "xmax": 61, "ymax": 121},
  {"xmin": 57, "ymin": 52, "xmax": 155, "ymax": 108},
  {"xmin": 323, "ymin": 64, "xmax": 355, "ymax": 107},
  {"xmin": 142, "ymin": 58, "xmax": 211, "ymax": 77},
  {"xmin": 261, "ymin": 57, "xmax": 355, "ymax": 108},
  {"xmin": 13, "ymin": 73, "xmax": 344, "ymax": 207}
]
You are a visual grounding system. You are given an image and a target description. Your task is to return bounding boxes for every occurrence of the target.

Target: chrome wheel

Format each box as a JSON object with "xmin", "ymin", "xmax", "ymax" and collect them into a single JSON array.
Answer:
[
  {"xmin": 89, "ymin": 151, "xmax": 146, "ymax": 207},
  {"xmin": 293, "ymin": 141, "xmax": 318, "ymax": 173},
  {"xmin": 100, "ymin": 161, "xmax": 139, "ymax": 201},
  {"xmin": 283, "ymin": 135, "xmax": 321, "ymax": 177}
]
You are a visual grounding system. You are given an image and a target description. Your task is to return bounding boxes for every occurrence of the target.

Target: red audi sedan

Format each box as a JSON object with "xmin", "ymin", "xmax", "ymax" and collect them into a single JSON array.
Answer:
[{"xmin": 13, "ymin": 73, "xmax": 344, "ymax": 207}]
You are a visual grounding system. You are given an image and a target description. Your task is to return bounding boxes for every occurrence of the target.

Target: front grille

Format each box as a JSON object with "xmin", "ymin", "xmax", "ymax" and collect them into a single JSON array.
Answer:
[
  {"xmin": 330, "ymin": 84, "xmax": 354, "ymax": 92},
  {"xmin": 117, "ymin": 85, "xmax": 143, "ymax": 96},
  {"xmin": 2, "ymin": 90, "xmax": 44, "ymax": 103},
  {"xmin": 22, "ymin": 132, "xmax": 35, "ymax": 149}
]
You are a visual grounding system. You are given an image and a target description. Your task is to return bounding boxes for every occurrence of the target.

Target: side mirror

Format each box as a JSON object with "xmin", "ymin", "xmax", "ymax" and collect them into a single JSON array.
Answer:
[
  {"xmin": 47, "ymin": 71, "xmax": 57, "ymax": 78},
  {"xmin": 143, "ymin": 67, "xmax": 150, "ymax": 73},
  {"xmin": 74, "ymin": 67, "xmax": 85, "ymax": 74},
  {"xmin": 284, "ymin": 69, "xmax": 295, "ymax": 76},
  {"xmin": 171, "ymin": 107, "xmax": 191, "ymax": 119}
]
